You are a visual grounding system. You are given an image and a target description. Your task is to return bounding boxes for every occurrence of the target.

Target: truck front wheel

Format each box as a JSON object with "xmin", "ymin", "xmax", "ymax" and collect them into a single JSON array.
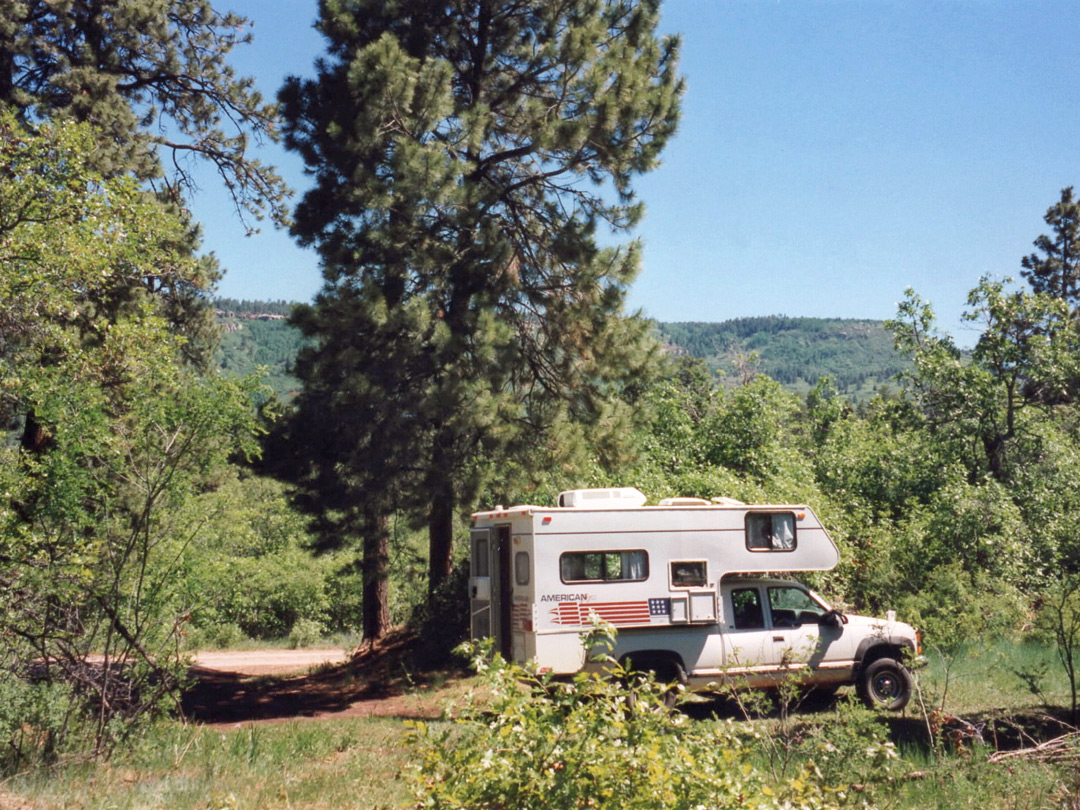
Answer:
[{"xmin": 857, "ymin": 657, "xmax": 913, "ymax": 710}]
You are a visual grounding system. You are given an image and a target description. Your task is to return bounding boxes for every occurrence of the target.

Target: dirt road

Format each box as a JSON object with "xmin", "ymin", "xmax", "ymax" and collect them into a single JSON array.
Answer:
[
  {"xmin": 191, "ymin": 647, "xmax": 350, "ymax": 676},
  {"xmin": 180, "ymin": 631, "xmax": 464, "ymax": 726}
]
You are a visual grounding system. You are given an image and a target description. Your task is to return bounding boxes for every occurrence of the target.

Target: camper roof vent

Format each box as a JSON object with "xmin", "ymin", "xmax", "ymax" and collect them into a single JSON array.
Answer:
[
  {"xmin": 711, "ymin": 496, "xmax": 746, "ymax": 506},
  {"xmin": 558, "ymin": 487, "xmax": 647, "ymax": 509},
  {"xmin": 658, "ymin": 497, "xmax": 711, "ymax": 506}
]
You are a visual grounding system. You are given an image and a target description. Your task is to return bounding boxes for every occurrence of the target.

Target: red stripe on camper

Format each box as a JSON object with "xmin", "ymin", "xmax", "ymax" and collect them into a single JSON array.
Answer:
[
  {"xmin": 512, "ymin": 604, "xmax": 531, "ymax": 632},
  {"xmin": 549, "ymin": 601, "xmax": 652, "ymax": 626}
]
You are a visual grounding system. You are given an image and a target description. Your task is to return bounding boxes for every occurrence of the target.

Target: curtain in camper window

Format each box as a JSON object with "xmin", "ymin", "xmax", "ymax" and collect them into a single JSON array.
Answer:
[
  {"xmin": 746, "ymin": 513, "xmax": 797, "ymax": 551},
  {"xmin": 623, "ymin": 551, "xmax": 647, "ymax": 580},
  {"xmin": 560, "ymin": 550, "xmax": 648, "ymax": 583}
]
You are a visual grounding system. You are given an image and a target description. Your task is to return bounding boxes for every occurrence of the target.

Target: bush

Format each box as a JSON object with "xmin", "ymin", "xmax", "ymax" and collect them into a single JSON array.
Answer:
[
  {"xmin": 184, "ymin": 622, "xmax": 249, "ymax": 651},
  {"xmin": 0, "ymin": 672, "xmax": 72, "ymax": 772},
  {"xmin": 410, "ymin": 562, "xmax": 471, "ymax": 668},
  {"xmin": 894, "ymin": 563, "xmax": 1027, "ymax": 653},
  {"xmin": 406, "ymin": 626, "xmax": 846, "ymax": 810},
  {"xmin": 288, "ymin": 618, "xmax": 327, "ymax": 649}
]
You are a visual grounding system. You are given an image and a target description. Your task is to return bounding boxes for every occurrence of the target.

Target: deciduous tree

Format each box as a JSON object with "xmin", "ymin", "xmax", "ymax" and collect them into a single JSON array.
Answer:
[
  {"xmin": 0, "ymin": 115, "xmax": 262, "ymax": 758},
  {"xmin": 0, "ymin": 0, "xmax": 290, "ymax": 369}
]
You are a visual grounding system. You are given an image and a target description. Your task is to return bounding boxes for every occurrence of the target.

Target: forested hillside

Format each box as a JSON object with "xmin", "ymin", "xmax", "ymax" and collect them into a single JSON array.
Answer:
[
  {"xmin": 658, "ymin": 317, "xmax": 906, "ymax": 397},
  {"xmin": 214, "ymin": 301, "xmax": 306, "ymax": 400},
  {"xmin": 215, "ymin": 307, "xmax": 905, "ymax": 401}
]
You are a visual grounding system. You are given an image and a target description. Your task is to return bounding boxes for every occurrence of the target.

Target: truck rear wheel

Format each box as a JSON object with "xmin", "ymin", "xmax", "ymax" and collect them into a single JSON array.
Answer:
[
  {"xmin": 857, "ymin": 657, "xmax": 912, "ymax": 710},
  {"xmin": 621, "ymin": 656, "xmax": 686, "ymax": 709}
]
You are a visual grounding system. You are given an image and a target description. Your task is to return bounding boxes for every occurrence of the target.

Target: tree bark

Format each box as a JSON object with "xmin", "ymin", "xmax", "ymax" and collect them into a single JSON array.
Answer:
[
  {"xmin": 428, "ymin": 473, "xmax": 455, "ymax": 598},
  {"xmin": 361, "ymin": 508, "xmax": 391, "ymax": 640}
]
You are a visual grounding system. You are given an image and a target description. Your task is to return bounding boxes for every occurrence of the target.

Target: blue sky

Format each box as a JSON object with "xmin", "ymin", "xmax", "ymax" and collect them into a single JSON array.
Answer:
[{"xmin": 199, "ymin": 1, "xmax": 1080, "ymax": 344}]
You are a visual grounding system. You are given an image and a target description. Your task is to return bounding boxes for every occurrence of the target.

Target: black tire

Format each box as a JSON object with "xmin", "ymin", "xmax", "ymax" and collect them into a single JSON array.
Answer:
[
  {"xmin": 653, "ymin": 661, "xmax": 686, "ymax": 709},
  {"xmin": 858, "ymin": 657, "xmax": 913, "ymax": 710},
  {"xmin": 622, "ymin": 657, "xmax": 685, "ymax": 709}
]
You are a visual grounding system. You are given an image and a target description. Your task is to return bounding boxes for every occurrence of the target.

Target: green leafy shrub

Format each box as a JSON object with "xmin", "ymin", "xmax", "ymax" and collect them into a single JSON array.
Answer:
[
  {"xmin": 407, "ymin": 627, "xmax": 845, "ymax": 810},
  {"xmin": 288, "ymin": 618, "xmax": 327, "ymax": 649},
  {"xmin": 0, "ymin": 671, "xmax": 72, "ymax": 772},
  {"xmin": 894, "ymin": 563, "xmax": 1026, "ymax": 653},
  {"xmin": 176, "ymin": 474, "xmax": 339, "ymax": 640},
  {"xmin": 800, "ymin": 697, "xmax": 902, "ymax": 791},
  {"xmin": 184, "ymin": 622, "xmax": 249, "ymax": 651}
]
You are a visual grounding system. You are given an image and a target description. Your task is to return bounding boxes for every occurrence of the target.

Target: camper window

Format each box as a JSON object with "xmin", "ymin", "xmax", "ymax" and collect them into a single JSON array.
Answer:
[
  {"xmin": 670, "ymin": 560, "xmax": 707, "ymax": 588},
  {"xmin": 473, "ymin": 536, "xmax": 489, "ymax": 576},
  {"xmin": 560, "ymin": 550, "xmax": 648, "ymax": 583},
  {"xmin": 515, "ymin": 552, "xmax": 530, "ymax": 586},
  {"xmin": 746, "ymin": 512, "xmax": 797, "ymax": 552}
]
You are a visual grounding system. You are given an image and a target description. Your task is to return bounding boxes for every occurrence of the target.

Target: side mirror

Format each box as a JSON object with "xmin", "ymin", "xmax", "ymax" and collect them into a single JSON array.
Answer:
[{"xmin": 822, "ymin": 609, "xmax": 848, "ymax": 627}]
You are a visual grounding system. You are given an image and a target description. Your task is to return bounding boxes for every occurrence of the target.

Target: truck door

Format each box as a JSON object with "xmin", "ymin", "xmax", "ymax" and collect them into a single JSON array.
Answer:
[
  {"xmin": 764, "ymin": 584, "xmax": 842, "ymax": 670},
  {"xmin": 721, "ymin": 584, "xmax": 773, "ymax": 672}
]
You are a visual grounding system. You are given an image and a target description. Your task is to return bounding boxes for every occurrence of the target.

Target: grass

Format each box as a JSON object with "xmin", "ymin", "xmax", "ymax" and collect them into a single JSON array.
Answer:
[
  {"xmin": 4, "ymin": 718, "xmax": 422, "ymax": 810},
  {"xmin": 3, "ymin": 638, "xmax": 1077, "ymax": 809},
  {"xmin": 916, "ymin": 637, "xmax": 1075, "ymax": 718}
]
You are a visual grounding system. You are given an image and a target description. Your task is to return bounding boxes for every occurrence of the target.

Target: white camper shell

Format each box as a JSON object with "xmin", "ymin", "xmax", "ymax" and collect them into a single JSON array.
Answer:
[{"xmin": 470, "ymin": 487, "xmax": 921, "ymax": 710}]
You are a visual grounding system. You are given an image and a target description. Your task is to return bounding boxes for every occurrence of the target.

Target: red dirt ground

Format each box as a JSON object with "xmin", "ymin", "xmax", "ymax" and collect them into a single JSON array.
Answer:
[{"xmin": 180, "ymin": 628, "xmax": 469, "ymax": 728}]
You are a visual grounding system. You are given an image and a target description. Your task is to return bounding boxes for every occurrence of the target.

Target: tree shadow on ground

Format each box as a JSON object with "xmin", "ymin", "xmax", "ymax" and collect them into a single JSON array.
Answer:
[{"xmin": 180, "ymin": 627, "xmax": 469, "ymax": 725}]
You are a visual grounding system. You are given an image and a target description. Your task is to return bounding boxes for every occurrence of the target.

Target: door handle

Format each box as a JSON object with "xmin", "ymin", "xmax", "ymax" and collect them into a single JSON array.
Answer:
[{"xmin": 772, "ymin": 636, "xmax": 785, "ymax": 642}]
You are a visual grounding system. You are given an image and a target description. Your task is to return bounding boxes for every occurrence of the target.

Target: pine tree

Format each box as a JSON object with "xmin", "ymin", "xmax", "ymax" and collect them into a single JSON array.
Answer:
[
  {"xmin": 1021, "ymin": 187, "xmax": 1080, "ymax": 308},
  {"xmin": 0, "ymin": 0, "xmax": 290, "ymax": 369},
  {"xmin": 0, "ymin": 0, "xmax": 287, "ymax": 227},
  {"xmin": 278, "ymin": 0, "xmax": 682, "ymax": 636},
  {"xmin": 1018, "ymin": 186, "xmax": 1080, "ymax": 403}
]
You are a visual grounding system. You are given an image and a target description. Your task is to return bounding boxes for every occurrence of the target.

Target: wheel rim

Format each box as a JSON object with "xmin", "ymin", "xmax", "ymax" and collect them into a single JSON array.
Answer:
[{"xmin": 872, "ymin": 671, "xmax": 900, "ymax": 701}]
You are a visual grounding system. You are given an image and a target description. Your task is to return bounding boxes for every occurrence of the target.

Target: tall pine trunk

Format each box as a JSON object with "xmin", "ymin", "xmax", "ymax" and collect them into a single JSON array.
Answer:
[
  {"xmin": 428, "ymin": 436, "xmax": 455, "ymax": 599},
  {"xmin": 428, "ymin": 484, "xmax": 454, "ymax": 599},
  {"xmin": 362, "ymin": 508, "xmax": 391, "ymax": 640}
]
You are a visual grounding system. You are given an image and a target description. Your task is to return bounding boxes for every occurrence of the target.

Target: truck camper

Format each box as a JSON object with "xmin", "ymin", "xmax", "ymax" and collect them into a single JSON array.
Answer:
[{"xmin": 470, "ymin": 487, "xmax": 921, "ymax": 710}]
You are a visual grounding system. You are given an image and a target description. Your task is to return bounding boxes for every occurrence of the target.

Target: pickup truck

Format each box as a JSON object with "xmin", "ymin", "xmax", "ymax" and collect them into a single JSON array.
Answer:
[{"xmin": 616, "ymin": 577, "xmax": 923, "ymax": 710}]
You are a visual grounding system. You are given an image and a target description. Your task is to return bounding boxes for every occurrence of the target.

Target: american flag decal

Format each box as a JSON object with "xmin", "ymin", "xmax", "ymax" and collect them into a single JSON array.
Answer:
[
  {"xmin": 550, "ymin": 598, "xmax": 671, "ymax": 627},
  {"xmin": 649, "ymin": 598, "xmax": 671, "ymax": 616}
]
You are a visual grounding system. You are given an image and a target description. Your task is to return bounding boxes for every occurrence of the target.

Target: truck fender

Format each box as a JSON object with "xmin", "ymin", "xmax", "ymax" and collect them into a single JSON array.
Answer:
[
  {"xmin": 854, "ymin": 636, "xmax": 915, "ymax": 669},
  {"xmin": 617, "ymin": 651, "xmax": 688, "ymax": 686}
]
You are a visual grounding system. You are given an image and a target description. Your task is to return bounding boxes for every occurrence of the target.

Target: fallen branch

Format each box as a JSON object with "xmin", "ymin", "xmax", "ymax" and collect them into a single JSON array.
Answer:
[{"xmin": 988, "ymin": 732, "xmax": 1080, "ymax": 765}]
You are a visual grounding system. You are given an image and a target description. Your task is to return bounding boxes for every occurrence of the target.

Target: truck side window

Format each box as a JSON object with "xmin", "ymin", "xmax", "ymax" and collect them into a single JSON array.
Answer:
[
  {"xmin": 768, "ymin": 586, "xmax": 825, "ymax": 626},
  {"xmin": 731, "ymin": 587, "xmax": 764, "ymax": 629},
  {"xmin": 746, "ymin": 512, "xmax": 797, "ymax": 551},
  {"xmin": 560, "ymin": 550, "xmax": 648, "ymax": 583}
]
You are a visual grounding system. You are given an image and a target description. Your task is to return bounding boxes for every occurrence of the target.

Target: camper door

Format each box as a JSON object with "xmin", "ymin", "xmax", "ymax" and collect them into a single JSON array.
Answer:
[
  {"xmin": 469, "ymin": 528, "xmax": 493, "ymax": 641},
  {"xmin": 469, "ymin": 525, "xmax": 514, "ymax": 658}
]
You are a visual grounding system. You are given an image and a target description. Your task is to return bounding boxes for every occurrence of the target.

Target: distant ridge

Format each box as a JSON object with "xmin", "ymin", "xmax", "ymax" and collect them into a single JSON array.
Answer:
[
  {"xmin": 212, "ymin": 301, "xmax": 906, "ymax": 401},
  {"xmin": 213, "ymin": 299, "xmax": 305, "ymax": 400},
  {"xmin": 656, "ymin": 316, "xmax": 906, "ymax": 399}
]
